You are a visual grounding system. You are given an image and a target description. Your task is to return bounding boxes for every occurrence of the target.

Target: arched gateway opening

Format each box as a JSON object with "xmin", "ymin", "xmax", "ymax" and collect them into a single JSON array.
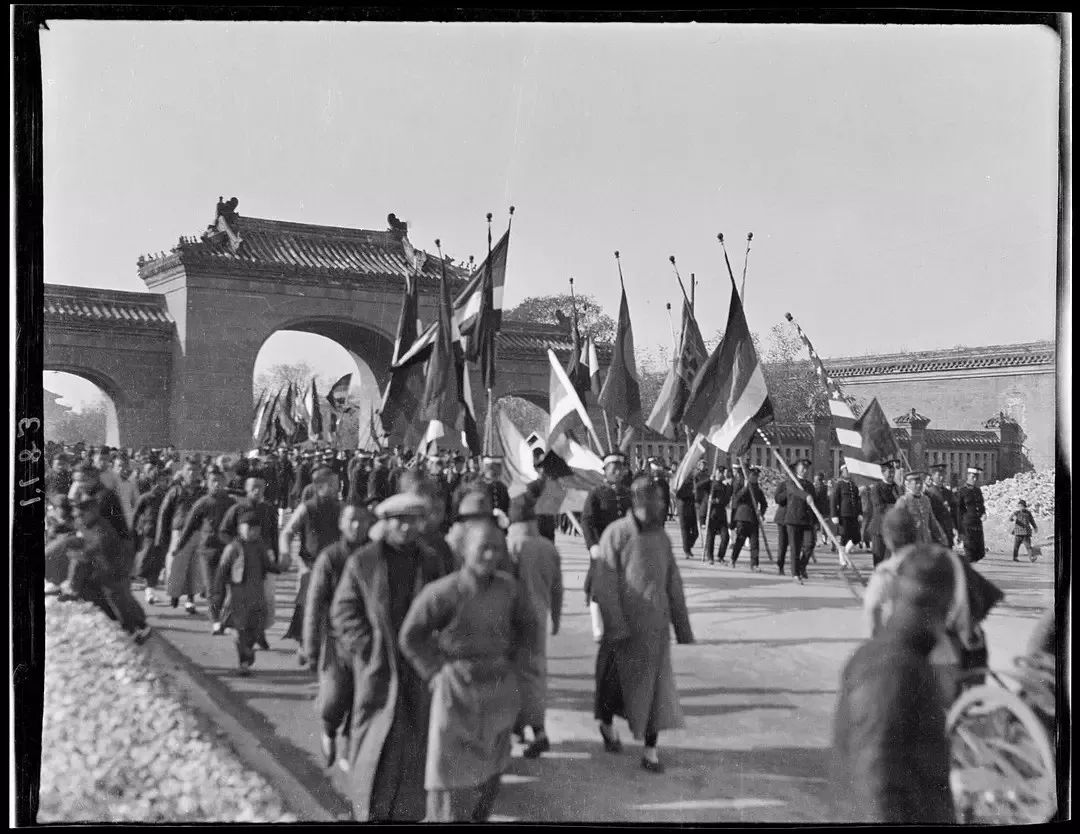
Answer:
[
  {"xmin": 42, "ymin": 370, "xmax": 121, "ymax": 448},
  {"xmin": 252, "ymin": 323, "xmax": 387, "ymax": 450}
]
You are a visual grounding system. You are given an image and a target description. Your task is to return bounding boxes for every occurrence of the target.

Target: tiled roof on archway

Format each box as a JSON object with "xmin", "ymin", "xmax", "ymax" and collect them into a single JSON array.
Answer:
[{"xmin": 143, "ymin": 214, "xmax": 473, "ymax": 287}]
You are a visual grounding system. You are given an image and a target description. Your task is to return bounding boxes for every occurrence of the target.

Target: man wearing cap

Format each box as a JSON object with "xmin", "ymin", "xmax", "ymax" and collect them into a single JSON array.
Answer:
[
  {"xmin": 398, "ymin": 513, "xmax": 539, "ymax": 821},
  {"xmin": 773, "ymin": 459, "xmax": 818, "ymax": 583},
  {"xmin": 582, "ymin": 452, "xmax": 633, "ymax": 603},
  {"xmin": 478, "ymin": 456, "xmax": 511, "ymax": 518},
  {"xmin": 174, "ymin": 466, "xmax": 236, "ymax": 623},
  {"xmin": 729, "ymin": 466, "xmax": 770, "ymax": 570},
  {"xmin": 303, "ymin": 500, "xmax": 375, "ymax": 769},
  {"xmin": 281, "ymin": 466, "xmax": 343, "ymax": 658},
  {"xmin": 868, "ymin": 461, "xmax": 902, "ymax": 567},
  {"xmin": 590, "ymin": 475, "xmax": 694, "ymax": 773},
  {"xmin": 673, "ymin": 458, "xmax": 707, "ymax": 559},
  {"xmin": 925, "ymin": 465, "xmax": 958, "ymax": 549},
  {"xmin": 830, "ymin": 464, "xmax": 863, "ymax": 552},
  {"xmin": 955, "ymin": 467, "xmax": 987, "ymax": 563},
  {"xmin": 505, "ymin": 492, "xmax": 564, "ymax": 759},
  {"xmin": 894, "ymin": 472, "xmax": 947, "ymax": 547},
  {"xmin": 696, "ymin": 464, "xmax": 733, "ymax": 566},
  {"xmin": 330, "ymin": 492, "xmax": 449, "ymax": 821}
]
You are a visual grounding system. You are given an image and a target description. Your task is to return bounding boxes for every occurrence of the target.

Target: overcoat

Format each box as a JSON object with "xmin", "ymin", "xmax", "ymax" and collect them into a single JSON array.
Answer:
[
  {"xmin": 329, "ymin": 540, "xmax": 448, "ymax": 821},
  {"xmin": 590, "ymin": 514, "xmax": 694, "ymax": 738},
  {"xmin": 506, "ymin": 522, "xmax": 564, "ymax": 726}
]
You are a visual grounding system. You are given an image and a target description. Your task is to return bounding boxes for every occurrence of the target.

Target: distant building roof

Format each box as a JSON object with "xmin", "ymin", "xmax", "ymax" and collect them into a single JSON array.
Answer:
[
  {"xmin": 825, "ymin": 341, "xmax": 1054, "ymax": 378},
  {"xmin": 45, "ymin": 285, "xmax": 174, "ymax": 329}
]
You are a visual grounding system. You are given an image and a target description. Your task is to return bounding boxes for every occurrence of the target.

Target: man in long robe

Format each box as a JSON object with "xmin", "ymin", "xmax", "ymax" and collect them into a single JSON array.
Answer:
[
  {"xmin": 590, "ymin": 475, "xmax": 694, "ymax": 773},
  {"xmin": 303, "ymin": 501, "xmax": 373, "ymax": 770},
  {"xmin": 329, "ymin": 493, "xmax": 448, "ymax": 822},
  {"xmin": 506, "ymin": 492, "xmax": 564, "ymax": 758},
  {"xmin": 398, "ymin": 519, "xmax": 539, "ymax": 822}
]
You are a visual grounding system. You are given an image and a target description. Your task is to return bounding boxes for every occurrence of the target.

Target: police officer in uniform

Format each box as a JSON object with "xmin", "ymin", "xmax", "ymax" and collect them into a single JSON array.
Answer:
[
  {"xmin": 581, "ymin": 452, "xmax": 632, "ymax": 604},
  {"xmin": 924, "ymin": 463, "xmax": 957, "ymax": 548},
  {"xmin": 674, "ymin": 458, "xmax": 707, "ymax": 559},
  {"xmin": 956, "ymin": 465, "xmax": 987, "ymax": 563},
  {"xmin": 695, "ymin": 464, "xmax": 732, "ymax": 566},
  {"xmin": 868, "ymin": 460, "xmax": 902, "ymax": 566}
]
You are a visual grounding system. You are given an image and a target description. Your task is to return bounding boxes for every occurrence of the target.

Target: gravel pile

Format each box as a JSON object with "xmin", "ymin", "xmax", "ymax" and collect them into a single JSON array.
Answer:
[{"xmin": 39, "ymin": 598, "xmax": 298, "ymax": 823}]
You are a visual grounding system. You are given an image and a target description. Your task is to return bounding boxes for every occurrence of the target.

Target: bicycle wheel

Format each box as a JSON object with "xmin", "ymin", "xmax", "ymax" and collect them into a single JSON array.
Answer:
[{"xmin": 947, "ymin": 683, "xmax": 1057, "ymax": 824}]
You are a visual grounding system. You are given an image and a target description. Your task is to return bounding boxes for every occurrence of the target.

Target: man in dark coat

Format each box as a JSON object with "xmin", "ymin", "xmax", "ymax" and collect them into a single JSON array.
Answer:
[
  {"xmin": 773, "ymin": 459, "xmax": 818, "ymax": 583},
  {"xmin": 174, "ymin": 466, "xmax": 236, "ymax": 624},
  {"xmin": 868, "ymin": 461, "xmax": 902, "ymax": 566},
  {"xmin": 728, "ymin": 467, "xmax": 769, "ymax": 570},
  {"xmin": 925, "ymin": 464, "xmax": 957, "ymax": 548},
  {"xmin": 830, "ymin": 464, "xmax": 862, "ymax": 551},
  {"xmin": 330, "ymin": 493, "xmax": 449, "ymax": 821},
  {"xmin": 830, "ymin": 544, "xmax": 956, "ymax": 824},
  {"xmin": 955, "ymin": 466, "xmax": 987, "ymax": 563},
  {"xmin": 581, "ymin": 452, "xmax": 632, "ymax": 604},
  {"xmin": 280, "ymin": 466, "xmax": 343, "ymax": 659},
  {"xmin": 695, "ymin": 465, "xmax": 732, "ymax": 566},
  {"xmin": 304, "ymin": 501, "xmax": 374, "ymax": 769}
]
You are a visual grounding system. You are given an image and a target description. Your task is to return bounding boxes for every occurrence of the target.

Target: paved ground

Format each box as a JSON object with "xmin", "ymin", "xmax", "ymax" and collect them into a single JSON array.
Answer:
[{"xmin": 141, "ymin": 520, "xmax": 1055, "ymax": 823}]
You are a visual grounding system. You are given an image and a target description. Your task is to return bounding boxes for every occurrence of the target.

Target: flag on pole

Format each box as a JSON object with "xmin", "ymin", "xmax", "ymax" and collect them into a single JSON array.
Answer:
[
  {"xmin": 784, "ymin": 313, "xmax": 888, "ymax": 484},
  {"xmin": 381, "ymin": 273, "xmax": 426, "ymax": 449},
  {"xmin": 394, "ymin": 229, "xmax": 511, "ymax": 370},
  {"xmin": 326, "ymin": 374, "xmax": 352, "ymax": 412},
  {"xmin": 305, "ymin": 378, "xmax": 323, "ymax": 443},
  {"xmin": 598, "ymin": 283, "xmax": 642, "ymax": 430},
  {"xmin": 547, "ymin": 348, "xmax": 603, "ymax": 457},
  {"xmin": 277, "ymin": 383, "xmax": 297, "ymax": 437},
  {"xmin": 681, "ymin": 281, "xmax": 774, "ymax": 455}
]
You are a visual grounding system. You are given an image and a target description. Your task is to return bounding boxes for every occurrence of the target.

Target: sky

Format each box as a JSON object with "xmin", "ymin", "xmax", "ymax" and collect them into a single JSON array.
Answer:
[{"xmin": 39, "ymin": 20, "xmax": 1061, "ymax": 408}]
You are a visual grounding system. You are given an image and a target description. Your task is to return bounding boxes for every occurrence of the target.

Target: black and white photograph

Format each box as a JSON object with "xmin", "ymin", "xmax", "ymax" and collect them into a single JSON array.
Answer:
[{"xmin": 11, "ymin": 8, "xmax": 1070, "ymax": 826}]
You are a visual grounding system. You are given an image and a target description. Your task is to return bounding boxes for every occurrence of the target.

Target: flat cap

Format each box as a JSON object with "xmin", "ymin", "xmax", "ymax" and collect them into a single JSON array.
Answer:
[{"xmin": 375, "ymin": 493, "xmax": 428, "ymax": 520}]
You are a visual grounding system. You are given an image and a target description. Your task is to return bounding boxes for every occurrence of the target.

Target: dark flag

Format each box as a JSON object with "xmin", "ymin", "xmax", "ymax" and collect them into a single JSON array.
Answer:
[
  {"xmin": 597, "ymin": 284, "xmax": 642, "ymax": 430},
  {"xmin": 381, "ymin": 273, "xmax": 426, "ymax": 448},
  {"xmin": 681, "ymin": 281, "xmax": 774, "ymax": 456},
  {"xmin": 853, "ymin": 398, "xmax": 903, "ymax": 465}
]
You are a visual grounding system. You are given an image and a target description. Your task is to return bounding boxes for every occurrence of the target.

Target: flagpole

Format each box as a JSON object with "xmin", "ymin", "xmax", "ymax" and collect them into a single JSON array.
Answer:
[
  {"xmin": 739, "ymin": 232, "xmax": 753, "ymax": 302},
  {"xmin": 755, "ymin": 427, "xmax": 865, "ymax": 590}
]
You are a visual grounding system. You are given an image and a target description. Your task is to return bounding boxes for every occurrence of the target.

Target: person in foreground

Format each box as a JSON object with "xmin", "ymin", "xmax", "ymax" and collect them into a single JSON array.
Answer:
[
  {"xmin": 329, "ymin": 493, "xmax": 447, "ymax": 822},
  {"xmin": 830, "ymin": 543, "xmax": 957, "ymax": 824},
  {"xmin": 398, "ymin": 518, "xmax": 539, "ymax": 822},
  {"xmin": 590, "ymin": 475, "xmax": 694, "ymax": 773}
]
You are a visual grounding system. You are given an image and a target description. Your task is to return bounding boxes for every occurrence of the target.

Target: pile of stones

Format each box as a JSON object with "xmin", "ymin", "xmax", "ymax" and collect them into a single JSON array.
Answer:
[{"xmin": 39, "ymin": 598, "xmax": 298, "ymax": 823}]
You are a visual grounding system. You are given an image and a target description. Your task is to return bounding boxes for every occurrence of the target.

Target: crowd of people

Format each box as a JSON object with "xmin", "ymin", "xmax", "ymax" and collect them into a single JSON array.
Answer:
[{"xmin": 41, "ymin": 436, "xmax": 1048, "ymax": 823}]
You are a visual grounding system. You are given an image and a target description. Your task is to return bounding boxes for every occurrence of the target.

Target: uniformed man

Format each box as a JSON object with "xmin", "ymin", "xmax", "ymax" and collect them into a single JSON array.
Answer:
[
  {"xmin": 924, "ymin": 464, "xmax": 957, "ymax": 548},
  {"xmin": 674, "ymin": 458, "xmax": 707, "ymax": 559},
  {"xmin": 868, "ymin": 460, "xmax": 902, "ymax": 567},
  {"xmin": 728, "ymin": 466, "xmax": 769, "ymax": 571},
  {"xmin": 955, "ymin": 466, "xmax": 987, "ymax": 563},
  {"xmin": 581, "ymin": 452, "xmax": 632, "ymax": 604},
  {"xmin": 830, "ymin": 464, "xmax": 862, "ymax": 552},
  {"xmin": 695, "ymin": 464, "xmax": 732, "ymax": 566}
]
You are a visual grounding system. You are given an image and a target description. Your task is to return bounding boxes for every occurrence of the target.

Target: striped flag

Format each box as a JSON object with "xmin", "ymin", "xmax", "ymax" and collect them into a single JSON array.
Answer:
[
  {"xmin": 546, "ymin": 349, "xmax": 603, "ymax": 457},
  {"xmin": 784, "ymin": 313, "xmax": 887, "ymax": 484},
  {"xmin": 682, "ymin": 282, "xmax": 774, "ymax": 455}
]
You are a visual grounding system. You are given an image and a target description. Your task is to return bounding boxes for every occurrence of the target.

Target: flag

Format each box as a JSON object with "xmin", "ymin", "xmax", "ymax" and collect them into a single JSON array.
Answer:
[
  {"xmin": 646, "ymin": 355, "xmax": 680, "ymax": 439},
  {"xmin": 672, "ymin": 434, "xmax": 708, "ymax": 494},
  {"xmin": 326, "ymin": 374, "xmax": 352, "ymax": 412},
  {"xmin": 277, "ymin": 383, "xmax": 297, "ymax": 437},
  {"xmin": 393, "ymin": 229, "xmax": 510, "ymax": 370},
  {"xmin": 546, "ymin": 348, "xmax": 602, "ymax": 457},
  {"xmin": 784, "ymin": 314, "xmax": 888, "ymax": 485},
  {"xmin": 670, "ymin": 299, "xmax": 709, "ymax": 426},
  {"xmin": 418, "ymin": 255, "xmax": 464, "ymax": 429},
  {"xmin": 566, "ymin": 299, "xmax": 590, "ymax": 401},
  {"xmin": 381, "ymin": 273, "xmax": 426, "ymax": 448},
  {"xmin": 584, "ymin": 337, "xmax": 601, "ymax": 397},
  {"xmin": 598, "ymin": 284, "xmax": 642, "ymax": 431},
  {"xmin": 853, "ymin": 398, "xmax": 903, "ymax": 466},
  {"xmin": 464, "ymin": 226, "xmax": 498, "ymax": 389},
  {"xmin": 305, "ymin": 378, "xmax": 323, "ymax": 443},
  {"xmin": 681, "ymin": 282, "xmax": 774, "ymax": 455}
]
